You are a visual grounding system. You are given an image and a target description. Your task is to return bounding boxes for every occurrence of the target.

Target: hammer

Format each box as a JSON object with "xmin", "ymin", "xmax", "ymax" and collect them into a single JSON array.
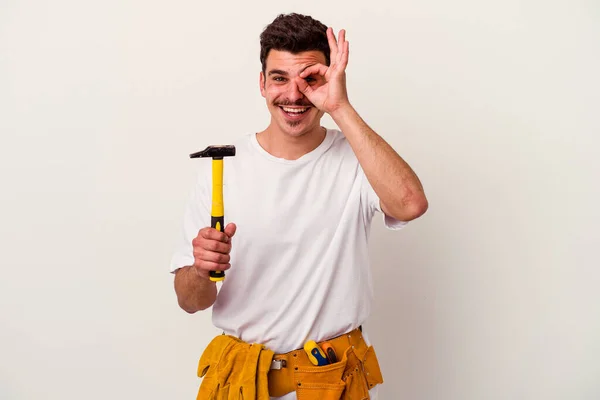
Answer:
[{"xmin": 190, "ymin": 145, "xmax": 236, "ymax": 282}]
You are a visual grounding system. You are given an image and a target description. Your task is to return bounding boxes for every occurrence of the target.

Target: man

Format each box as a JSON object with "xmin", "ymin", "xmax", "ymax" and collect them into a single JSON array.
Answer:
[{"xmin": 171, "ymin": 13, "xmax": 427, "ymax": 400}]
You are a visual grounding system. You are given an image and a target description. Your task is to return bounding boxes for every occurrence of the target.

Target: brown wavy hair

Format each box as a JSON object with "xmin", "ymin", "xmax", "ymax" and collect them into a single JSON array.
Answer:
[{"xmin": 260, "ymin": 13, "xmax": 331, "ymax": 74}]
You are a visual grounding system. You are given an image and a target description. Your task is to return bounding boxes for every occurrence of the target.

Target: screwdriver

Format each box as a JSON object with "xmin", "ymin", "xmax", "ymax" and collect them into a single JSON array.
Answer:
[
  {"xmin": 304, "ymin": 341, "xmax": 330, "ymax": 366},
  {"xmin": 321, "ymin": 342, "xmax": 338, "ymax": 363}
]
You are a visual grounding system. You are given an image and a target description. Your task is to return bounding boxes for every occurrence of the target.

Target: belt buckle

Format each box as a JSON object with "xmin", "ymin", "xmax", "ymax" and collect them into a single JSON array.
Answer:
[{"xmin": 270, "ymin": 359, "xmax": 287, "ymax": 370}]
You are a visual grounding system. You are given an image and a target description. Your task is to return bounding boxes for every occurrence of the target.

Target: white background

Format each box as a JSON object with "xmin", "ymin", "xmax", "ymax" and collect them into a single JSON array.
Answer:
[{"xmin": 1, "ymin": 0, "xmax": 599, "ymax": 399}]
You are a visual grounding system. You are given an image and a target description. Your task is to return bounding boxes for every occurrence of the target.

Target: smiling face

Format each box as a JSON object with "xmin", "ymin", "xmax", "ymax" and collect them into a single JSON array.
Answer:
[{"xmin": 260, "ymin": 49, "xmax": 327, "ymax": 138}]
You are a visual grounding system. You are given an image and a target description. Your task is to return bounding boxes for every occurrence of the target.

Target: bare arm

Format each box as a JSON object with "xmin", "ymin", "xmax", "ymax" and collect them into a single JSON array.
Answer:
[
  {"xmin": 331, "ymin": 105, "xmax": 428, "ymax": 221},
  {"xmin": 173, "ymin": 223, "xmax": 236, "ymax": 313},
  {"xmin": 174, "ymin": 266, "xmax": 217, "ymax": 312},
  {"xmin": 296, "ymin": 28, "xmax": 427, "ymax": 221}
]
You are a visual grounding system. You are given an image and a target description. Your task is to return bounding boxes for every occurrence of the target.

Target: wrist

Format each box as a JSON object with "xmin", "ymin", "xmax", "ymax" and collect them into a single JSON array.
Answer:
[
  {"xmin": 330, "ymin": 103, "xmax": 362, "ymax": 135},
  {"xmin": 329, "ymin": 102, "xmax": 356, "ymax": 124},
  {"xmin": 189, "ymin": 265, "xmax": 214, "ymax": 283}
]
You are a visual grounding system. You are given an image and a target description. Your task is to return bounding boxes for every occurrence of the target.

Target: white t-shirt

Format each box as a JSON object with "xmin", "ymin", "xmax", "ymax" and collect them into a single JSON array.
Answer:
[{"xmin": 170, "ymin": 129, "xmax": 406, "ymax": 398}]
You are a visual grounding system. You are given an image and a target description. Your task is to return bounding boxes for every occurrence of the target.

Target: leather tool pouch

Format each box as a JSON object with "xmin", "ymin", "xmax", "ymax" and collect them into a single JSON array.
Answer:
[{"xmin": 294, "ymin": 345, "xmax": 384, "ymax": 400}]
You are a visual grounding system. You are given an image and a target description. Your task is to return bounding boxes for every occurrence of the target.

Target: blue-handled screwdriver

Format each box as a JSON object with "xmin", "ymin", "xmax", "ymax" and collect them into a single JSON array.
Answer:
[{"xmin": 304, "ymin": 341, "xmax": 330, "ymax": 366}]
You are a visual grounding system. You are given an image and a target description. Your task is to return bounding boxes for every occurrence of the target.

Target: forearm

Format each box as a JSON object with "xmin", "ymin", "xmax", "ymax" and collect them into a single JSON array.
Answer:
[
  {"xmin": 330, "ymin": 104, "xmax": 428, "ymax": 221},
  {"xmin": 174, "ymin": 266, "xmax": 217, "ymax": 313}
]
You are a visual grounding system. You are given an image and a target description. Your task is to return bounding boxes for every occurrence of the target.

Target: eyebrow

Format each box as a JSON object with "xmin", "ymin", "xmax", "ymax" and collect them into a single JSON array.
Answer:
[{"xmin": 268, "ymin": 69, "xmax": 288, "ymax": 76}]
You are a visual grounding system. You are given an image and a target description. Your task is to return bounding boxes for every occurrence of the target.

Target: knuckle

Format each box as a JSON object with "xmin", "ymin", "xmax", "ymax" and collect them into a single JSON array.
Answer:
[
  {"xmin": 208, "ymin": 240, "xmax": 219, "ymax": 251},
  {"xmin": 195, "ymin": 236, "xmax": 208, "ymax": 248}
]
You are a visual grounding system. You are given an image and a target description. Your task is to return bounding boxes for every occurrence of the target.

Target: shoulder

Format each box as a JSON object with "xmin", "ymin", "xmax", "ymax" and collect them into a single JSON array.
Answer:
[{"xmin": 326, "ymin": 128, "xmax": 357, "ymax": 158}]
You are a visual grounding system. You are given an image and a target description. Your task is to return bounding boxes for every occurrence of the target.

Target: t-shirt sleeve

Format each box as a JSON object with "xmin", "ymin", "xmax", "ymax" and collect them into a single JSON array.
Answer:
[
  {"xmin": 359, "ymin": 165, "xmax": 408, "ymax": 231},
  {"xmin": 169, "ymin": 167, "xmax": 211, "ymax": 273}
]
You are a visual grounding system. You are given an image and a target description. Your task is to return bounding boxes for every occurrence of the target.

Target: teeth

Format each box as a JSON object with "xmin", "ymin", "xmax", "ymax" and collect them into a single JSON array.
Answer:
[{"xmin": 282, "ymin": 107, "xmax": 308, "ymax": 113}]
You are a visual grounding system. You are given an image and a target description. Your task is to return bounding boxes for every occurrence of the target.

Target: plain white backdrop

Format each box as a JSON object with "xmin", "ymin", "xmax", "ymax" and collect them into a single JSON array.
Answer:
[{"xmin": 1, "ymin": 0, "xmax": 599, "ymax": 399}]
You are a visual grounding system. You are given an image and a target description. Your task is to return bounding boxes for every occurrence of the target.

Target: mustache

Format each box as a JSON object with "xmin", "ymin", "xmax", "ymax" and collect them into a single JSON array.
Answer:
[{"xmin": 275, "ymin": 99, "xmax": 313, "ymax": 107}]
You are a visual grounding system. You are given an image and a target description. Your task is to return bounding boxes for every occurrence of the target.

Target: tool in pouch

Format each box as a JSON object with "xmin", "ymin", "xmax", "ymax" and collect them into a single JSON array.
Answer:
[
  {"xmin": 321, "ymin": 341, "xmax": 338, "ymax": 363},
  {"xmin": 303, "ymin": 340, "xmax": 330, "ymax": 366},
  {"xmin": 190, "ymin": 145, "xmax": 236, "ymax": 282}
]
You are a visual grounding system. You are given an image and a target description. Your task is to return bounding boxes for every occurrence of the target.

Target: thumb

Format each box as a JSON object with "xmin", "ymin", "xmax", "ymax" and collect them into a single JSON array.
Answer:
[{"xmin": 224, "ymin": 222, "xmax": 237, "ymax": 239}]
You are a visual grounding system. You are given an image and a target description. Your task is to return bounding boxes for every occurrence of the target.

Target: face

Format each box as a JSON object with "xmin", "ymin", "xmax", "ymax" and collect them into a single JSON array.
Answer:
[{"xmin": 260, "ymin": 50, "xmax": 326, "ymax": 138}]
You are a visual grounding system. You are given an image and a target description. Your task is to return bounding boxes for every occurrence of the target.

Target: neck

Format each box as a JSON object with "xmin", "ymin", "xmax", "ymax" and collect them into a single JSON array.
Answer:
[{"xmin": 256, "ymin": 124, "xmax": 326, "ymax": 160}]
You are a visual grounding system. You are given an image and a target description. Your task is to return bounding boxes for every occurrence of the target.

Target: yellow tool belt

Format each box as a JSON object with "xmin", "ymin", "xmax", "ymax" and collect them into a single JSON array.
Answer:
[{"xmin": 196, "ymin": 327, "xmax": 384, "ymax": 400}]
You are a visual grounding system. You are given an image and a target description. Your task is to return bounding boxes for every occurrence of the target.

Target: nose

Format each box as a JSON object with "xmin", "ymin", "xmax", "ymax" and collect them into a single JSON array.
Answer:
[{"xmin": 287, "ymin": 80, "xmax": 304, "ymax": 102}]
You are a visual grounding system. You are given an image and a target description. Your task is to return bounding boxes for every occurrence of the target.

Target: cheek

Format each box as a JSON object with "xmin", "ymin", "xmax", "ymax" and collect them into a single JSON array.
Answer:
[{"xmin": 265, "ymin": 85, "xmax": 285, "ymax": 101}]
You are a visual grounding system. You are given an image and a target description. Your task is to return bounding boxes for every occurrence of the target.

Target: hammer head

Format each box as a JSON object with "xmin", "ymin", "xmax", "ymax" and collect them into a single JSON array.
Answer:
[{"xmin": 190, "ymin": 145, "xmax": 236, "ymax": 159}]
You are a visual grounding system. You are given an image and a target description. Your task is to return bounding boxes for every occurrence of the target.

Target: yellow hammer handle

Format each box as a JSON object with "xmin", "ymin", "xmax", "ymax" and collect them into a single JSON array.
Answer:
[{"xmin": 210, "ymin": 158, "xmax": 225, "ymax": 282}]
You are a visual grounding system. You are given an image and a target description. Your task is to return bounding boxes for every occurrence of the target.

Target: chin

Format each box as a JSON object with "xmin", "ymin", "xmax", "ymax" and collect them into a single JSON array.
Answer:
[
  {"xmin": 280, "ymin": 122, "xmax": 315, "ymax": 137},
  {"xmin": 278, "ymin": 116, "xmax": 322, "ymax": 137}
]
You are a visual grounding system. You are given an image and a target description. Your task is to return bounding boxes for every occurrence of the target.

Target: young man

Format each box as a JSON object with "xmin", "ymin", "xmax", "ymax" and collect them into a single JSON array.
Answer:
[{"xmin": 171, "ymin": 13, "xmax": 427, "ymax": 400}]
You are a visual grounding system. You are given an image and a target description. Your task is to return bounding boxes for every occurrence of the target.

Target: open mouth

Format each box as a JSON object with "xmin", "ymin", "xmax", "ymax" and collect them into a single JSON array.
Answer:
[{"xmin": 279, "ymin": 106, "xmax": 311, "ymax": 119}]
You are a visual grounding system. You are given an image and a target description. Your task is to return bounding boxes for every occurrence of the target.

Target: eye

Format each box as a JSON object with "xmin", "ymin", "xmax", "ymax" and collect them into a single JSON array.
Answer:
[
  {"xmin": 272, "ymin": 76, "xmax": 286, "ymax": 82},
  {"xmin": 304, "ymin": 76, "xmax": 316, "ymax": 83}
]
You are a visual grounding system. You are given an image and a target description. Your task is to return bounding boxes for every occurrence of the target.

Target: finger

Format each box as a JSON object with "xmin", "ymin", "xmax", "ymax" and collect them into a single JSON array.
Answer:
[
  {"xmin": 299, "ymin": 64, "xmax": 328, "ymax": 78},
  {"xmin": 337, "ymin": 29, "xmax": 346, "ymax": 64},
  {"xmin": 194, "ymin": 248, "xmax": 231, "ymax": 264},
  {"xmin": 208, "ymin": 239, "xmax": 231, "ymax": 254},
  {"xmin": 327, "ymin": 27, "xmax": 338, "ymax": 65},
  {"xmin": 294, "ymin": 76, "xmax": 313, "ymax": 97},
  {"xmin": 339, "ymin": 40, "xmax": 349, "ymax": 70},
  {"xmin": 200, "ymin": 227, "xmax": 230, "ymax": 243},
  {"xmin": 224, "ymin": 222, "xmax": 237, "ymax": 239},
  {"xmin": 195, "ymin": 260, "xmax": 231, "ymax": 272},
  {"xmin": 193, "ymin": 235, "xmax": 231, "ymax": 254}
]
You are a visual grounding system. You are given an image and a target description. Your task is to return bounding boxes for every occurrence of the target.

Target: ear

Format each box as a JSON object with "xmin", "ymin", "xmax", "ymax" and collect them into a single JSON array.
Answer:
[{"xmin": 259, "ymin": 71, "xmax": 266, "ymax": 98}]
